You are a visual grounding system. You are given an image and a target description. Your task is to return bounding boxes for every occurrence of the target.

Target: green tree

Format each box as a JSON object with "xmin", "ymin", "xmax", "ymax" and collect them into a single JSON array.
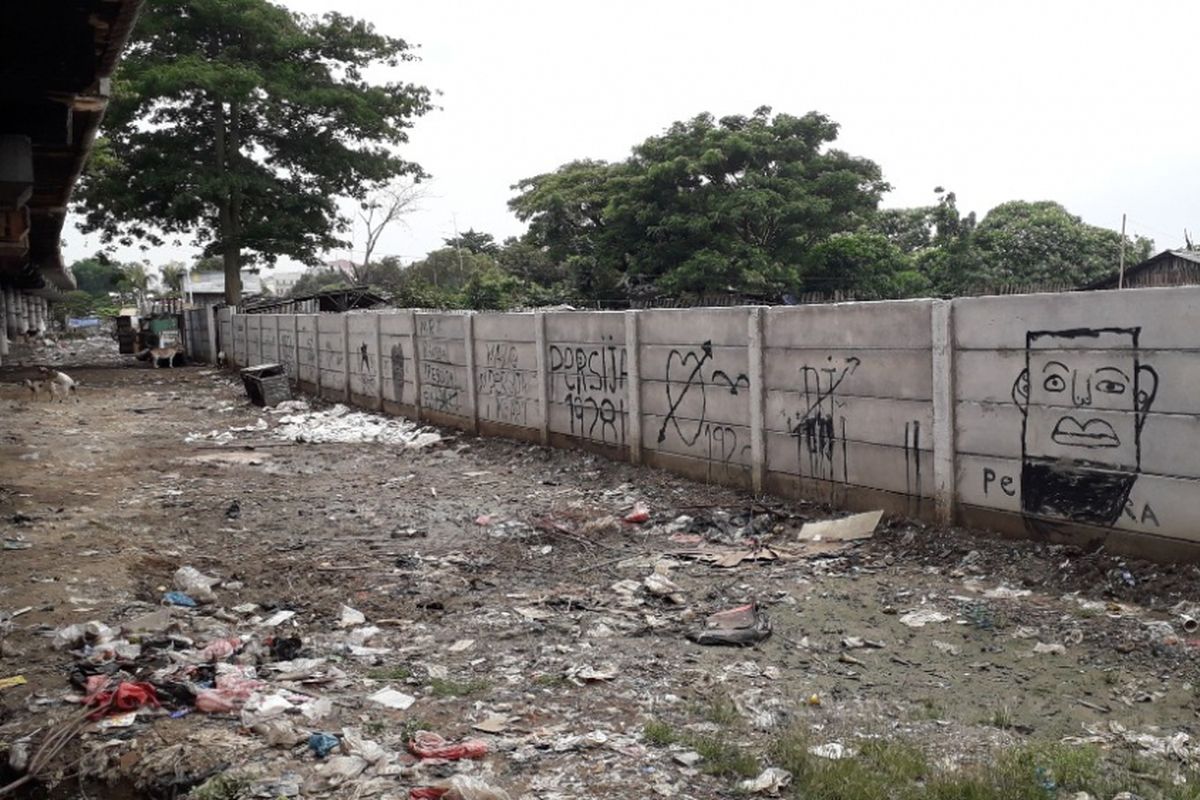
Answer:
[
  {"xmin": 803, "ymin": 231, "xmax": 929, "ymax": 298},
  {"xmin": 58, "ymin": 290, "xmax": 98, "ymax": 320},
  {"xmin": 288, "ymin": 268, "xmax": 350, "ymax": 297},
  {"xmin": 972, "ymin": 201, "xmax": 1153, "ymax": 288},
  {"xmin": 75, "ymin": 0, "xmax": 434, "ymax": 304},
  {"xmin": 510, "ymin": 107, "xmax": 889, "ymax": 301},
  {"xmin": 496, "ymin": 237, "xmax": 563, "ymax": 287},
  {"xmin": 70, "ymin": 255, "xmax": 125, "ymax": 296},
  {"xmin": 444, "ymin": 228, "xmax": 499, "ymax": 256},
  {"xmin": 117, "ymin": 262, "xmax": 151, "ymax": 304},
  {"xmin": 160, "ymin": 261, "xmax": 186, "ymax": 295}
]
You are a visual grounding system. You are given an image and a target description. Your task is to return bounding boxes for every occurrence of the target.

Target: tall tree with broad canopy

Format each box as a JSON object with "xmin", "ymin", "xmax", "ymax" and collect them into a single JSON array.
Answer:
[
  {"xmin": 510, "ymin": 107, "xmax": 888, "ymax": 300},
  {"xmin": 75, "ymin": 0, "xmax": 434, "ymax": 304}
]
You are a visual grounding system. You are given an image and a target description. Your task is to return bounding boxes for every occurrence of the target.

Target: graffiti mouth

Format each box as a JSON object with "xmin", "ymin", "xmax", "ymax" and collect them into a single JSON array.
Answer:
[{"xmin": 1050, "ymin": 416, "xmax": 1120, "ymax": 448}]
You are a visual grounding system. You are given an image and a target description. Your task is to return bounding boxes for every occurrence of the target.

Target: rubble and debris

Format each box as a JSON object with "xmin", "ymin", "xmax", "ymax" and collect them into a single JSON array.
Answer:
[
  {"xmin": 797, "ymin": 509, "xmax": 882, "ymax": 542},
  {"xmin": 899, "ymin": 608, "xmax": 951, "ymax": 628},
  {"xmin": 688, "ymin": 603, "xmax": 772, "ymax": 646},
  {"xmin": 738, "ymin": 766, "xmax": 793, "ymax": 794}
]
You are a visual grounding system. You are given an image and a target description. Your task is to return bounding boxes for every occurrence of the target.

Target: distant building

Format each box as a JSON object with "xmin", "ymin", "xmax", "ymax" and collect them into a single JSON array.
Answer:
[
  {"xmin": 326, "ymin": 259, "xmax": 357, "ymax": 279},
  {"xmin": 261, "ymin": 270, "xmax": 304, "ymax": 296},
  {"xmin": 1086, "ymin": 250, "xmax": 1200, "ymax": 290},
  {"xmin": 184, "ymin": 270, "xmax": 263, "ymax": 306}
]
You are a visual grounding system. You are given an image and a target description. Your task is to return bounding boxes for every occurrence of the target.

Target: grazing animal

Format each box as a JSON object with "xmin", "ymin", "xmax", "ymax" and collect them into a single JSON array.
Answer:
[
  {"xmin": 32, "ymin": 367, "xmax": 79, "ymax": 402},
  {"xmin": 22, "ymin": 378, "xmax": 54, "ymax": 402},
  {"xmin": 136, "ymin": 347, "xmax": 182, "ymax": 368}
]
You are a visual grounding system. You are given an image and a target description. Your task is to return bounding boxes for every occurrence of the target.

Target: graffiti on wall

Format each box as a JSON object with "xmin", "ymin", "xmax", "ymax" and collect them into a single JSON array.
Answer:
[
  {"xmin": 549, "ymin": 337, "xmax": 627, "ymax": 444},
  {"xmin": 389, "ymin": 343, "xmax": 406, "ymax": 405},
  {"xmin": 416, "ymin": 318, "xmax": 464, "ymax": 415},
  {"xmin": 1000, "ymin": 326, "xmax": 1159, "ymax": 527},
  {"xmin": 278, "ymin": 328, "xmax": 296, "ymax": 376},
  {"xmin": 787, "ymin": 356, "xmax": 860, "ymax": 484},
  {"xmin": 356, "ymin": 341, "xmax": 378, "ymax": 393},
  {"xmin": 656, "ymin": 340, "xmax": 750, "ymax": 469},
  {"xmin": 477, "ymin": 343, "xmax": 533, "ymax": 427}
]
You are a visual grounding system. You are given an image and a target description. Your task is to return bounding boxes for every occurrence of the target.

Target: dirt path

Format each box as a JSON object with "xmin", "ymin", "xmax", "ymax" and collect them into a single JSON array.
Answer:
[{"xmin": 2, "ymin": 339, "xmax": 1199, "ymax": 799}]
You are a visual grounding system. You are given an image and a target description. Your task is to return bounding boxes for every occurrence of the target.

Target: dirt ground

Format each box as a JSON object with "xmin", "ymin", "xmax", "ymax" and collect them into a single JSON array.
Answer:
[{"xmin": 2, "ymin": 336, "xmax": 1200, "ymax": 799}]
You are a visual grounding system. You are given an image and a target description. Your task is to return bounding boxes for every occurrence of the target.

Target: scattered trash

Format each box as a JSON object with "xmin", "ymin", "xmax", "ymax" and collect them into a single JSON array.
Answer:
[
  {"xmin": 797, "ymin": 509, "xmax": 882, "ymax": 542},
  {"xmin": 273, "ymin": 404, "xmax": 442, "ymax": 446},
  {"xmin": 810, "ymin": 742, "xmax": 856, "ymax": 759},
  {"xmin": 259, "ymin": 610, "xmax": 297, "ymax": 627},
  {"xmin": 308, "ymin": 732, "xmax": 340, "ymax": 758},
  {"xmin": 338, "ymin": 605, "xmax": 366, "ymax": 628},
  {"xmin": 643, "ymin": 573, "xmax": 685, "ymax": 603},
  {"xmin": 674, "ymin": 750, "xmax": 703, "ymax": 767},
  {"xmin": 174, "ymin": 565, "xmax": 219, "ymax": 603},
  {"xmin": 471, "ymin": 714, "xmax": 513, "ymax": 734},
  {"xmin": 931, "ymin": 640, "xmax": 961, "ymax": 656},
  {"xmin": 738, "ymin": 767, "xmax": 793, "ymax": 794},
  {"xmin": 409, "ymin": 775, "xmax": 512, "ymax": 800},
  {"xmin": 407, "ymin": 731, "xmax": 489, "ymax": 760},
  {"xmin": 1033, "ymin": 642, "xmax": 1067, "ymax": 655},
  {"xmin": 624, "ymin": 502, "xmax": 650, "ymax": 524},
  {"xmin": 368, "ymin": 687, "xmax": 415, "ymax": 710},
  {"xmin": 899, "ymin": 609, "xmax": 950, "ymax": 628},
  {"xmin": 983, "ymin": 586, "xmax": 1033, "ymax": 600},
  {"xmin": 688, "ymin": 602, "xmax": 772, "ymax": 646},
  {"xmin": 0, "ymin": 675, "xmax": 28, "ymax": 690},
  {"xmin": 842, "ymin": 636, "xmax": 885, "ymax": 650},
  {"xmin": 225, "ymin": 500, "xmax": 242, "ymax": 520},
  {"xmin": 84, "ymin": 679, "xmax": 160, "ymax": 719},
  {"xmin": 163, "ymin": 591, "xmax": 197, "ymax": 607}
]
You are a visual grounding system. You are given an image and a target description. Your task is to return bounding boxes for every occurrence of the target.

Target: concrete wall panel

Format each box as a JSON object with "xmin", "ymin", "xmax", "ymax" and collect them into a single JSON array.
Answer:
[
  {"xmin": 296, "ymin": 315, "xmax": 318, "ymax": 386},
  {"xmin": 765, "ymin": 300, "xmax": 932, "ymax": 349},
  {"xmin": 954, "ymin": 287, "xmax": 1200, "ymax": 350},
  {"xmin": 475, "ymin": 312, "xmax": 535, "ymax": 341},
  {"xmin": 765, "ymin": 393, "xmax": 933, "ymax": 444},
  {"xmin": 545, "ymin": 311, "xmax": 625, "ymax": 343},
  {"xmin": 638, "ymin": 308, "xmax": 750, "ymax": 347},
  {"xmin": 277, "ymin": 316, "xmax": 297, "ymax": 378},
  {"xmin": 317, "ymin": 315, "xmax": 346, "ymax": 393},
  {"xmin": 346, "ymin": 315, "xmax": 380, "ymax": 399},
  {"xmin": 763, "ymin": 349, "xmax": 932, "ymax": 400},
  {"xmin": 378, "ymin": 313, "xmax": 415, "ymax": 406}
]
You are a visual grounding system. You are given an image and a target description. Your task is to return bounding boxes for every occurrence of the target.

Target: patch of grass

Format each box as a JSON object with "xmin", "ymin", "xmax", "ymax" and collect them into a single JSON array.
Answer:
[
  {"xmin": 366, "ymin": 665, "xmax": 411, "ymax": 681},
  {"xmin": 364, "ymin": 720, "xmax": 387, "ymax": 736},
  {"xmin": 761, "ymin": 730, "xmax": 1200, "ymax": 800},
  {"xmin": 695, "ymin": 693, "xmax": 742, "ymax": 727},
  {"xmin": 533, "ymin": 673, "xmax": 570, "ymax": 688},
  {"xmin": 688, "ymin": 732, "xmax": 761, "ymax": 779},
  {"xmin": 913, "ymin": 697, "xmax": 943, "ymax": 721},
  {"xmin": 642, "ymin": 720, "xmax": 678, "ymax": 746},
  {"xmin": 988, "ymin": 704, "xmax": 1014, "ymax": 730},
  {"xmin": 428, "ymin": 677, "xmax": 491, "ymax": 698},
  {"xmin": 642, "ymin": 719, "xmax": 757, "ymax": 778}
]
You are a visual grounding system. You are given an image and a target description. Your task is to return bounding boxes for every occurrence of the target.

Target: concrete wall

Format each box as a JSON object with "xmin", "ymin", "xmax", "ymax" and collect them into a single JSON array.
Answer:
[{"xmin": 221, "ymin": 286, "xmax": 1200, "ymax": 560}]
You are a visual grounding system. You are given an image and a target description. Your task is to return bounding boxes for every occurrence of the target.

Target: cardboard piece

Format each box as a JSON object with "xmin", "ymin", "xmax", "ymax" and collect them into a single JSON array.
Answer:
[{"xmin": 797, "ymin": 510, "xmax": 883, "ymax": 542}]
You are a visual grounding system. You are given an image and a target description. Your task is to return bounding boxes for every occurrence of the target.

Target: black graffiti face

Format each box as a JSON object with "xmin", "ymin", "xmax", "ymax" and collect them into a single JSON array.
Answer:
[
  {"xmin": 1012, "ymin": 327, "xmax": 1159, "ymax": 527},
  {"xmin": 1013, "ymin": 328, "xmax": 1157, "ymax": 469}
]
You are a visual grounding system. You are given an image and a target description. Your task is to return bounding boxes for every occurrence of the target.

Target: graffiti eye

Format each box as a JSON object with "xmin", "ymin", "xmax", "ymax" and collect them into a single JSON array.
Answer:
[
  {"xmin": 1095, "ymin": 379, "xmax": 1125, "ymax": 395},
  {"xmin": 1043, "ymin": 375, "xmax": 1066, "ymax": 393}
]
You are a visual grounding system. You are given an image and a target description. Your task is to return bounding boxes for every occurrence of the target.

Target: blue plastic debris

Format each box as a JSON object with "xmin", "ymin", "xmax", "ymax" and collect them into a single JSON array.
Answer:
[
  {"xmin": 308, "ymin": 732, "xmax": 339, "ymax": 758},
  {"xmin": 163, "ymin": 592, "xmax": 197, "ymax": 607}
]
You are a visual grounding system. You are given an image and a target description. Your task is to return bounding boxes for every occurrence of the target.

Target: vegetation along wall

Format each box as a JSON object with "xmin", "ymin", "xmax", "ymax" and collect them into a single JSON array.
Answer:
[{"xmin": 214, "ymin": 286, "xmax": 1200, "ymax": 560}]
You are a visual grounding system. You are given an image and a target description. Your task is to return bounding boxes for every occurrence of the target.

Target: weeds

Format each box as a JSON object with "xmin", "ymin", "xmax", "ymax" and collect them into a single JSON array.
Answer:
[
  {"xmin": 988, "ymin": 705, "xmax": 1014, "ymax": 730},
  {"xmin": 429, "ymin": 677, "xmax": 491, "ymax": 698},
  {"xmin": 695, "ymin": 693, "xmax": 742, "ymax": 727},
  {"xmin": 642, "ymin": 721, "xmax": 678, "ymax": 746},
  {"xmin": 533, "ymin": 673, "xmax": 570, "ymax": 688},
  {"xmin": 366, "ymin": 666, "xmax": 411, "ymax": 681}
]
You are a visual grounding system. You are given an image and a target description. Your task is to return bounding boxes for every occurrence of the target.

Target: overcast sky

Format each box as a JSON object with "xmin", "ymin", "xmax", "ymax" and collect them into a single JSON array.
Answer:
[{"xmin": 64, "ymin": 0, "xmax": 1200, "ymax": 274}]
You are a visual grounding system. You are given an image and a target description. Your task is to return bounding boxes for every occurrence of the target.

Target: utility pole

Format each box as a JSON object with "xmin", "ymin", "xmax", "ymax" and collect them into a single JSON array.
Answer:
[{"xmin": 1118, "ymin": 213, "xmax": 1127, "ymax": 289}]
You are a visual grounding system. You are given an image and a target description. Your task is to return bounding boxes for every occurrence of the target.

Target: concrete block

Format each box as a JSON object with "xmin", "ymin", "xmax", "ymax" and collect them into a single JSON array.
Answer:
[
  {"xmin": 765, "ymin": 392, "xmax": 933, "ymax": 445},
  {"xmin": 637, "ymin": 308, "xmax": 750, "ymax": 346},
  {"xmin": 765, "ymin": 299, "xmax": 932, "ymax": 349},
  {"xmin": 762, "ymin": 348, "xmax": 932, "ymax": 399},
  {"xmin": 953, "ymin": 286, "xmax": 1200, "ymax": 350},
  {"xmin": 955, "ymin": 453, "xmax": 1196, "ymax": 541},
  {"xmin": 642, "ymin": 413, "xmax": 753, "ymax": 466},
  {"xmin": 474, "ymin": 312, "xmax": 535, "ymax": 341},
  {"xmin": 545, "ymin": 311, "xmax": 625, "ymax": 343},
  {"xmin": 765, "ymin": 432, "xmax": 933, "ymax": 497}
]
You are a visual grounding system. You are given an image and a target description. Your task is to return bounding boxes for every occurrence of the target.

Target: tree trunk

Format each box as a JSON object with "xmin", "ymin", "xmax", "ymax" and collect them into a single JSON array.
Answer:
[{"xmin": 214, "ymin": 99, "xmax": 241, "ymax": 305}]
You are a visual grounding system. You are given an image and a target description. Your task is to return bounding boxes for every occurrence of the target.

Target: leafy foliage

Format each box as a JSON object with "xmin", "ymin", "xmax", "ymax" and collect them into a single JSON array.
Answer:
[
  {"xmin": 510, "ymin": 107, "xmax": 889, "ymax": 301},
  {"xmin": 75, "ymin": 0, "xmax": 434, "ymax": 303}
]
